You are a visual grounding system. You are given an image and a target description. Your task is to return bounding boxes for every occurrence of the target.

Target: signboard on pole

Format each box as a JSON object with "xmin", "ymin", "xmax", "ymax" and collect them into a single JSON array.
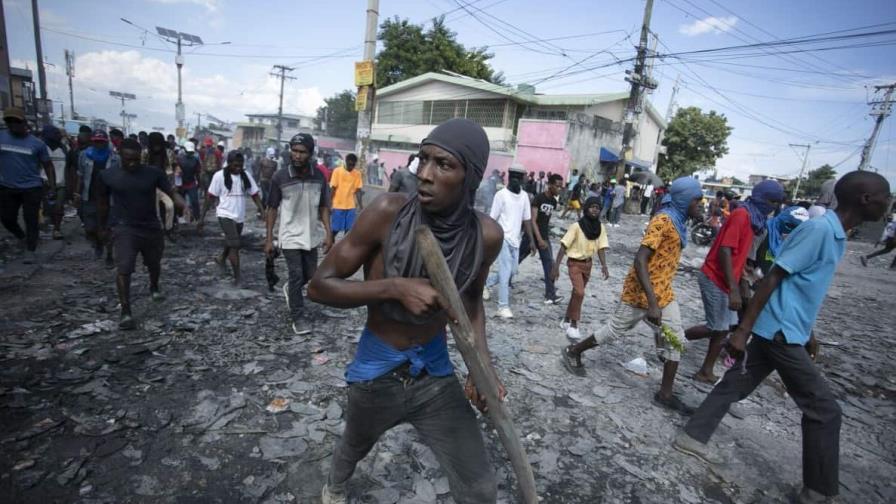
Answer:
[
  {"xmin": 355, "ymin": 86, "xmax": 370, "ymax": 112},
  {"xmin": 354, "ymin": 61, "xmax": 374, "ymax": 87}
]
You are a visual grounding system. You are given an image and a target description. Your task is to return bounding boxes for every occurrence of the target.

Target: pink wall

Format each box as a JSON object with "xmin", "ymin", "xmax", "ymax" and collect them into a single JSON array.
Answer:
[{"xmin": 514, "ymin": 120, "xmax": 571, "ymax": 179}]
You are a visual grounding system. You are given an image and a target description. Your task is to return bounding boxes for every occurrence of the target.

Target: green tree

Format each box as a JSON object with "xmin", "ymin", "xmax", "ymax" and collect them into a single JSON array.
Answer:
[
  {"xmin": 658, "ymin": 106, "xmax": 732, "ymax": 181},
  {"xmin": 788, "ymin": 164, "xmax": 836, "ymax": 199},
  {"xmin": 376, "ymin": 16, "xmax": 504, "ymax": 87},
  {"xmin": 315, "ymin": 90, "xmax": 358, "ymax": 139}
]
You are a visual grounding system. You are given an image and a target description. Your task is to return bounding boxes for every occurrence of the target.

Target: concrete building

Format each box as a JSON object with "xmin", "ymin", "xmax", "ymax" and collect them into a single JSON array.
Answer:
[
  {"xmin": 370, "ymin": 71, "xmax": 665, "ymax": 183},
  {"xmin": 9, "ymin": 67, "xmax": 37, "ymax": 123},
  {"xmin": 233, "ymin": 112, "xmax": 315, "ymax": 151}
]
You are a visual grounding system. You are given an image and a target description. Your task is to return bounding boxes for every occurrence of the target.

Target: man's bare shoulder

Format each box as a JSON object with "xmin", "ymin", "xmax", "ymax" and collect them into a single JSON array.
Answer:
[
  {"xmin": 367, "ymin": 192, "xmax": 408, "ymax": 216},
  {"xmin": 476, "ymin": 211, "xmax": 503, "ymax": 257},
  {"xmin": 358, "ymin": 193, "xmax": 408, "ymax": 237}
]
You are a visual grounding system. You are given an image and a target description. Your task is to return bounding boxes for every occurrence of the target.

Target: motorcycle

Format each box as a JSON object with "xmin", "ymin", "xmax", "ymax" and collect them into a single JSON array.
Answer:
[{"xmin": 690, "ymin": 220, "xmax": 715, "ymax": 247}]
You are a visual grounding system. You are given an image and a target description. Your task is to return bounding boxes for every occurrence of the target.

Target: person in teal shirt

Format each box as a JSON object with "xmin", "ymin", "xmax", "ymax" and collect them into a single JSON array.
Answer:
[{"xmin": 674, "ymin": 170, "xmax": 891, "ymax": 503}]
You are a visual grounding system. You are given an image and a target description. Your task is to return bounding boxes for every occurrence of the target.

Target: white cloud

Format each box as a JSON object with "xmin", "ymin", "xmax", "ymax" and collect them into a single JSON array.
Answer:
[
  {"xmin": 147, "ymin": 0, "xmax": 220, "ymax": 12},
  {"xmin": 32, "ymin": 50, "xmax": 323, "ymax": 131},
  {"xmin": 679, "ymin": 16, "xmax": 738, "ymax": 37}
]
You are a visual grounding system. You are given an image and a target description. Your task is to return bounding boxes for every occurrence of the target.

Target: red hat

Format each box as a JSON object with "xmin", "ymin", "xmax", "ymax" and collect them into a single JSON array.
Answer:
[{"xmin": 204, "ymin": 136, "xmax": 214, "ymax": 146}]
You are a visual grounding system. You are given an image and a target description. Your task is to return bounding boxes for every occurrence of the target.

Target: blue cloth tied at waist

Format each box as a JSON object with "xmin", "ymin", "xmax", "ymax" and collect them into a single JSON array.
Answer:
[{"xmin": 345, "ymin": 327, "xmax": 454, "ymax": 383}]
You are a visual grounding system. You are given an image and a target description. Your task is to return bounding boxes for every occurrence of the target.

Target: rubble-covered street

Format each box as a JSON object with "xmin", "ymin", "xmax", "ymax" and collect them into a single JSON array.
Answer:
[{"xmin": 1, "ymin": 208, "xmax": 894, "ymax": 504}]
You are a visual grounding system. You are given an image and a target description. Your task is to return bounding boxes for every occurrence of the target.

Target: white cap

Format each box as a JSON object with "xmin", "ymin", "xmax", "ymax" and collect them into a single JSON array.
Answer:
[
  {"xmin": 184, "ymin": 141, "xmax": 196, "ymax": 153},
  {"xmin": 265, "ymin": 147, "xmax": 276, "ymax": 159},
  {"xmin": 217, "ymin": 141, "xmax": 225, "ymax": 147}
]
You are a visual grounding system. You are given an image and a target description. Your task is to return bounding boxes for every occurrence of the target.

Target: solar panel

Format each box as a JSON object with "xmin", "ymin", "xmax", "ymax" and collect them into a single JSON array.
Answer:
[
  {"xmin": 124, "ymin": 93, "xmax": 137, "ymax": 100},
  {"xmin": 156, "ymin": 26, "xmax": 178, "ymax": 38},
  {"xmin": 181, "ymin": 33, "xmax": 203, "ymax": 45},
  {"xmin": 109, "ymin": 91, "xmax": 122, "ymax": 98}
]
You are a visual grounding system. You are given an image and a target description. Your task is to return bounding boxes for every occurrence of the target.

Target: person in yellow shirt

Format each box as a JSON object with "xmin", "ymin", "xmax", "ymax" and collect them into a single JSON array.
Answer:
[
  {"xmin": 561, "ymin": 176, "xmax": 704, "ymax": 416},
  {"xmin": 551, "ymin": 197, "xmax": 609, "ymax": 341},
  {"xmin": 329, "ymin": 154, "xmax": 363, "ymax": 237}
]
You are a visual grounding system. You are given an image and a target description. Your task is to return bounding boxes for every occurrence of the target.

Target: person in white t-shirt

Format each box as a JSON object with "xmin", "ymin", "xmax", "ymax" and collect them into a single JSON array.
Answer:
[
  {"xmin": 484, "ymin": 165, "xmax": 536, "ymax": 319},
  {"xmin": 200, "ymin": 150, "xmax": 263, "ymax": 285},
  {"xmin": 40, "ymin": 126, "xmax": 68, "ymax": 239}
]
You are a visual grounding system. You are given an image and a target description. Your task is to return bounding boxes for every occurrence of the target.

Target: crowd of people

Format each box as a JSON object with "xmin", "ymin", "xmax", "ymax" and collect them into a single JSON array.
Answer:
[{"xmin": 2, "ymin": 106, "xmax": 894, "ymax": 504}]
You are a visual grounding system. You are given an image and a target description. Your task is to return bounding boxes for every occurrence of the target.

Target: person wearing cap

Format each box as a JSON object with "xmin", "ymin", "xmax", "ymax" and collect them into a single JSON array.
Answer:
[
  {"xmin": 483, "ymin": 164, "xmax": 536, "ymax": 319},
  {"xmin": 40, "ymin": 125, "xmax": 68, "ymax": 240},
  {"xmin": 200, "ymin": 150, "xmax": 263, "ymax": 286},
  {"xmin": 75, "ymin": 130, "xmax": 120, "ymax": 265},
  {"xmin": 609, "ymin": 178, "xmax": 626, "ymax": 226},
  {"xmin": 175, "ymin": 141, "xmax": 202, "ymax": 221},
  {"xmin": 329, "ymin": 154, "xmax": 363, "ymax": 237},
  {"xmin": 97, "ymin": 138, "xmax": 188, "ymax": 329},
  {"xmin": 0, "ymin": 107, "xmax": 56, "ymax": 262},
  {"xmin": 265, "ymin": 132, "xmax": 333, "ymax": 335},
  {"xmin": 198, "ymin": 136, "xmax": 222, "ymax": 198}
]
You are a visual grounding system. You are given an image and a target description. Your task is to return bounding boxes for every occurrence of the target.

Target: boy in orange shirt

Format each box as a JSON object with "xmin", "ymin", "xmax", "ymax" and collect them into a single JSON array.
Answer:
[{"xmin": 329, "ymin": 154, "xmax": 363, "ymax": 237}]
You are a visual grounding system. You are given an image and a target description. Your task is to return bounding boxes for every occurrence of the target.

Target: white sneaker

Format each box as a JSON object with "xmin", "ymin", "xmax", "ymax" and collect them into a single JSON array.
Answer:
[
  {"xmin": 566, "ymin": 326, "xmax": 582, "ymax": 341},
  {"xmin": 495, "ymin": 307, "xmax": 514, "ymax": 319},
  {"xmin": 482, "ymin": 287, "xmax": 491, "ymax": 301},
  {"xmin": 291, "ymin": 322, "xmax": 311, "ymax": 336},
  {"xmin": 321, "ymin": 483, "xmax": 347, "ymax": 504},
  {"xmin": 560, "ymin": 320, "xmax": 570, "ymax": 330}
]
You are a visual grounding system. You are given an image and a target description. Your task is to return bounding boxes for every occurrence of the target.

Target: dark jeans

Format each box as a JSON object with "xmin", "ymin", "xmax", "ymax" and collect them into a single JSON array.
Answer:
[
  {"xmin": 179, "ymin": 186, "xmax": 200, "ymax": 221},
  {"xmin": 519, "ymin": 233, "xmax": 557, "ymax": 299},
  {"xmin": 329, "ymin": 371, "xmax": 496, "ymax": 503},
  {"xmin": 0, "ymin": 185, "xmax": 43, "ymax": 251},
  {"xmin": 684, "ymin": 334, "xmax": 841, "ymax": 496},
  {"xmin": 282, "ymin": 248, "xmax": 317, "ymax": 322}
]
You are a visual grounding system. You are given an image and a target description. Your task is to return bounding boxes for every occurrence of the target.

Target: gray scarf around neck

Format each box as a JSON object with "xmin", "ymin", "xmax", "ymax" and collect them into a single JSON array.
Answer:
[{"xmin": 381, "ymin": 118, "xmax": 490, "ymax": 325}]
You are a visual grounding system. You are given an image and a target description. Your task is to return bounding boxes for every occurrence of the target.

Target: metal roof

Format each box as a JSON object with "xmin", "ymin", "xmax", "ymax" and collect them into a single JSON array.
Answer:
[{"xmin": 376, "ymin": 72, "xmax": 666, "ymax": 128}]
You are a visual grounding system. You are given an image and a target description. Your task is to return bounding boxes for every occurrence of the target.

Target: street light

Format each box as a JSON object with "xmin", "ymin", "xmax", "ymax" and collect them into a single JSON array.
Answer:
[
  {"xmin": 120, "ymin": 19, "xmax": 229, "ymax": 141},
  {"xmin": 153, "ymin": 26, "xmax": 204, "ymax": 141},
  {"xmin": 110, "ymin": 91, "xmax": 137, "ymax": 135}
]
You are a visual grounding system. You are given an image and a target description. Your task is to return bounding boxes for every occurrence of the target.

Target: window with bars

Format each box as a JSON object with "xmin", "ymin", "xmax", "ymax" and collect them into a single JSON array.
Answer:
[{"xmin": 377, "ymin": 99, "xmax": 507, "ymax": 128}]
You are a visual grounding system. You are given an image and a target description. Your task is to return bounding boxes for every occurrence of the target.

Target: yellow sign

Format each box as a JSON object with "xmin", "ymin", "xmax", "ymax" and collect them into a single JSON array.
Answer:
[
  {"xmin": 355, "ymin": 86, "xmax": 369, "ymax": 112},
  {"xmin": 354, "ymin": 61, "xmax": 375, "ymax": 87},
  {"xmin": 175, "ymin": 127, "xmax": 187, "ymax": 139}
]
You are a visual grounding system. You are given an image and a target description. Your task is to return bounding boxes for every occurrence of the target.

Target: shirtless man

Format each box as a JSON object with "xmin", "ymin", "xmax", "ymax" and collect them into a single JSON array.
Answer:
[{"xmin": 308, "ymin": 118, "xmax": 504, "ymax": 504}]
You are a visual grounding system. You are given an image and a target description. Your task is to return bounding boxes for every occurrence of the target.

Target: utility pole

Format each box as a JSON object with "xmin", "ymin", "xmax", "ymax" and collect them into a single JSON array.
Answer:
[
  {"xmin": 270, "ymin": 65, "xmax": 295, "ymax": 146},
  {"xmin": 858, "ymin": 82, "xmax": 895, "ymax": 171},
  {"xmin": 355, "ymin": 0, "xmax": 379, "ymax": 174},
  {"xmin": 617, "ymin": 0, "xmax": 657, "ymax": 179},
  {"xmin": 31, "ymin": 0, "xmax": 48, "ymax": 125},
  {"xmin": 790, "ymin": 143, "xmax": 811, "ymax": 199},
  {"xmin": 195, "ymin": 112, "xmax": 203, "ymax": 130},
  {"xmin": 652, "ymin": 73, "xmax": 679, "ymax": 170},
  {"xmin": 0, "ymin": 1, "xmax": 13, "ymax": 109},
  {"xmin": 64, "ymin": 49, "xmax": 75, "ymax": 119}
]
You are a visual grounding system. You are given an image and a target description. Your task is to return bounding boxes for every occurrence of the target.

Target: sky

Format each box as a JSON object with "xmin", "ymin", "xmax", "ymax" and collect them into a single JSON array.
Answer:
[{"xmin": 4, "ymin": 0, "xmax": 896, "ymax": 186}]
